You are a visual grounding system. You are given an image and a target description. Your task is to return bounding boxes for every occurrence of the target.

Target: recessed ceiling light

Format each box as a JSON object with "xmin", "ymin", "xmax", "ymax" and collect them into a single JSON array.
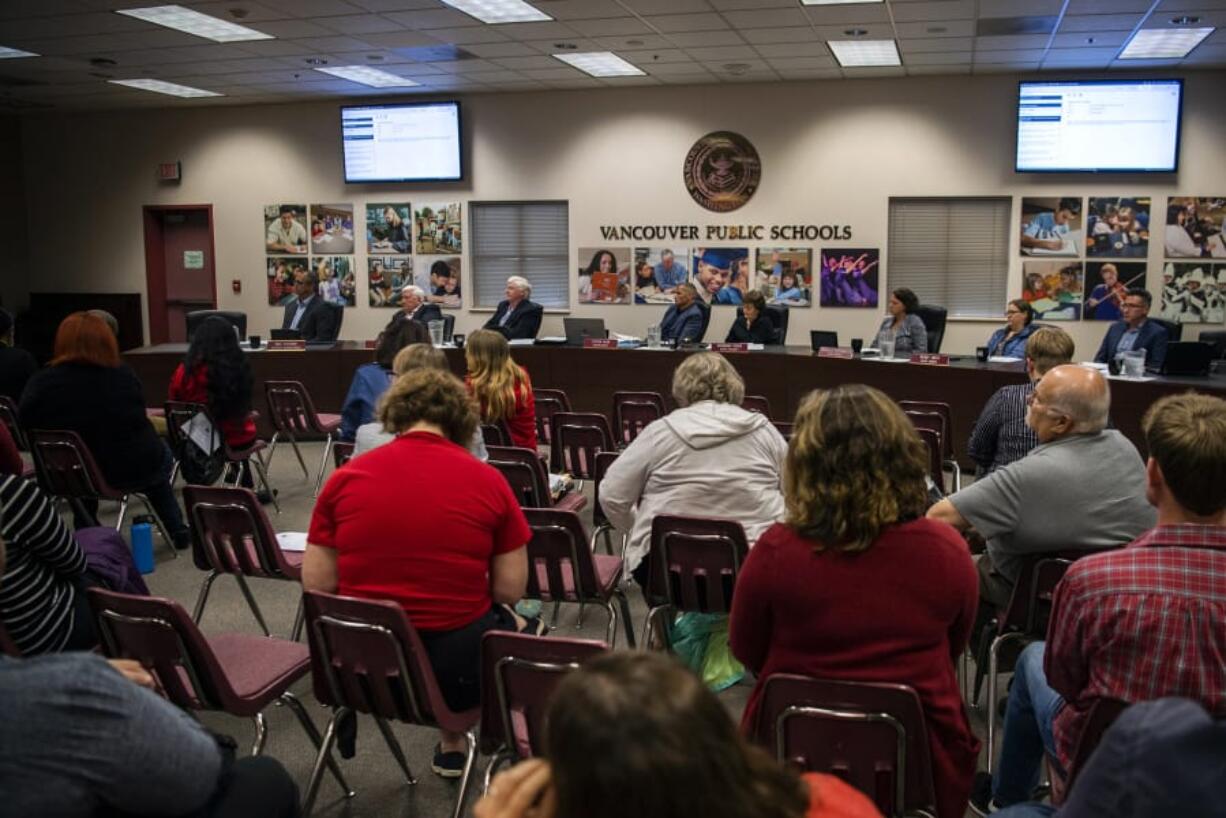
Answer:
[
  {"xmin": 439, "ymin": 0, "xmax": 551, "ymax": 24},
  {"xmin": 927, "ymin": 26, "xmax": 947, "ymax": 34},
  {"xmin": 304, "ymin": 57, "xmax": 328, "ymax": 65},
  {"xmin": 109, "ymin": 78, "xmax": 222, "ymax": 98},
  {"xmin": 553, "ymin": 42, "xmax": 577, "ymax": 50},
  {"xmin": 1171, "ymin": 16, "xmax": 1200, "ymax": 25},
  {"xmin": 843, "ymin": 28, "xmax": 867, "ymax": 37},
  {"xmin": 313, "ymin": 65, "xmax": 420, "ymax": 87},
  {"xmin": 553, "ymin": 51, "xmax": 644, "ymax": 77},
  {"xmin": 1119, "ymin": 26, "xmax": 1213, "ymax": 59},
  {"xmin": 827, "ymin": 39, "xmax": 901, "ymax": 67},
  {"xmin": 626, "ymin": 39, "xmax": 644, "ymax": 47},
  {"xmin": 90, "ymin": 57, "xmax": 118, "ymax": 67},
  {"xmin": 0, "ymin": 46, "xmax": 39, "ymax": 59},
  {"xmin": 116, "ymin": 5, "xmax": 272, "ymax": 43},
  {"xmin": 724, "ymin": 62, "xmax": 750, "ymax": 74},
  {"xmin": 801, "ymin": 0, "xmax": 883, "ymax": 5},
  {"xmin": 366, "ymin": 54, "xmax": 384, "ymax": 62}
]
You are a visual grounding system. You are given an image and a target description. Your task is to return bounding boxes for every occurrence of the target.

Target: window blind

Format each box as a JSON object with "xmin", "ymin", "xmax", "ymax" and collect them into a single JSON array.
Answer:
[
  {"xmin": 470, "ymin": 201, "xmax": 570, "ymax": 308},
  {"xmin": 887, "ymin": 197, "xmax": 1012, "ymax": 319}
]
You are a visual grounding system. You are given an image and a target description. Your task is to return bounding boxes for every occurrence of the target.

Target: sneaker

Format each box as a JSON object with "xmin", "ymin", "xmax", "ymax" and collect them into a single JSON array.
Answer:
[
  {"xmin": 172, "ymin": 530, "xmax": 192, "ymax": 551},
  {"xmin": 514, "ymin": 599, "xmax": 543, "ymax": 618},
  {"xmin": 256, "ymin": 488, "xmax": 278, "ymax": 505},
  {"xmin": 432, "ymin": 744, "xmax": 466, "ymax": 778},
  {"xmin": 969, "ymin": 772, "xmax": 1002, "ymax": 816}
]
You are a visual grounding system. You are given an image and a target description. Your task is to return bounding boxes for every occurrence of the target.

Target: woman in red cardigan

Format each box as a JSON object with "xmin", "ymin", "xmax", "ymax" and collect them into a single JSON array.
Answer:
[
  {"xmin": 730, "ymin": 384, "xmax": 979, "ymax": 818},
  {"xmin": 465, "ymin": 329, "xmax": 537, "ymax": 450}
]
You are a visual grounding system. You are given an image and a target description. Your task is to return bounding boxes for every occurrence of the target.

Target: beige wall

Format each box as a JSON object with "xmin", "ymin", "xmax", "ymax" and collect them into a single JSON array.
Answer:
[
  {"xmin": 0, "ymin": 115, "xmax": 31, "ymax": 312},
  {"xmin": 19, "ymin": 71, "xmax": 1226, "ymax": 357}
]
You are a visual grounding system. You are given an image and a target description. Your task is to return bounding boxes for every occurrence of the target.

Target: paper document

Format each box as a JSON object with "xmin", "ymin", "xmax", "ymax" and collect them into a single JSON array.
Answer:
[
  {"xmin": 181, "ymin": 413, "xmax": 220, "ymax": 454},
  {"xmin": 538, "ymin": 336, "xmax": 566, "ymax": 343},
  {"xmin": 508, "ymin": 339, "xmax": 536, "ymax": 346},
  {"xmin": 276, "ymin": 532, "xmax": 308, "ymax": 552},
  {"xmin": 988, "ymin": 356, "xmax": 1022, "ymax": 363}
]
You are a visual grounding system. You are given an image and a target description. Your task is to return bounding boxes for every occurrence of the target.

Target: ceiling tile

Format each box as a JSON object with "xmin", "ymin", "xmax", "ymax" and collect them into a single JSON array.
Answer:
[
  {"xmin": 687, "ymin": 44, "xmax": 760, "ymax": 60},
  {"xmin": 721, "ymin": 8, "xmax": 810, "ymax": 28},
  {"xmin": 532, "ymin": 0, "xmax": 628, "ymax": 20},
  {"xmin": 979, "ymin": 0, "xmax": 1064, "ymax": 17},
  {"xmin": 617, "ymin": 0, "xmax": 714, "ymax": 11},
  {"xmin": 974, "ymin": 49, "xmax": 1048, "ymax": 62},
  {"xmin": 1049, "ymin": 31, "xmax": 1130, "ymax": 48},
  {"xmin": 800, "ymin": 5, "xmax": 889, "ymax": 25},
  {"xmin": 764, "ymin": 55, "xmax": 836, "ymax": 69},
  {"xmin": 706, "ymin": 0, "xmax": 795, "ymax": 9},
  {"xmin": 490, "ymin": 21, "xmax": 584, "ymax": 38},
  {"xmin": 489, "ymin": 54, "xmax": 561, "ymax": 69},
  {"xmin": 463, "ymin": 41, "xmax": 541, "ymax": 58},
  {"xmin": 345, "ymin": 0, "xmax": 439, "ymax": 10},
  {"xmin": 520, "ymin": 66, "xmax": 587, "ymax": 79},
  {"xmin": 656, "ymin": 71, "xmax": 716, "ymax": 83},
  {"xmin": 1057, "ymin": 14, "xmax": 1146, "ymax": 32},
  {"xmin": 810, "ymin": 23, "xmax": 895, "ymax": 39},
  {"xmin": 903, "ymin": 51, "xmax": 973, "ymax": 64},
  {"xmin": 899, "ymin": 36, "xmax": 973, "ymax": 52},
  {"xmin": 357, "ymin": 30, "xmax": 449, "ymax": 48},
  {"xmin": 894, "ymin": 19, "xmax": 977, "ymax": 38},
  {"xmin": 841, "ymin": 66, "xmax": 906, "ymax": 77},
  {"xmin": 643, "ymin": 13, "xmax": 730, "ymax": 33},
  {"xmin": 418, "ymin": 26, "xmax": 510, "ymax": 44},
  {"xmin": 666, "ymin": 30, "xmax": 745, "ymax": 47},
  {"xmin": 890, "ymin": 2, "xmax": 977, "ymax": 23},
  {"xmin": 974, "ymin": 34, "xmax": 1054, "ymax": 50},
  {"xmin": 383, "ymin": 9, "xmax": 482, "ymax": 29},
  {"xmin": 1065, "ymin": 0, "xmax": 1153, "ymax": 12},
  {"xmin": 776, "ymin": 68, "xmax": 843, "ymax": 79},
  {"xmin": 315, "ymin": 14, "xmax": 401, "ymax": 35},
  {"xmin": 618, "ymin": 48, "xmax": 698, "ymax": 64},
  {"xmin": 907, "ymin": 64, "xmax": 971, "ymax": 74},
  {"xmin": 742, "ymin": 27, "xmax": 821, "ymax": 45},
  {"xmin": 591, "ymin": 34, "xmax": 675, "ymax": 49},
  {"xmin": 566, "ymin": 17, "xmax": 655, "ymax": 37},
  {"xmin": 257, "ymin": 0, "xmax": 366, "ymax": 15},
  {"xmin": 972, "ymin": 61, "xmax": 1040, "ymax": 72},
  {"xmin": 251, "ymin": 19, "xmax": 338, "ymax": 38},
  {"xmin": 751, "ymin": 41, "xmax": 831, "ymax": 58}
]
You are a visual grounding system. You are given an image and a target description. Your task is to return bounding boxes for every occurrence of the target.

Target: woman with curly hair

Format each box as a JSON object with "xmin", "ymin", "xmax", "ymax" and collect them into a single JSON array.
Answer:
[
  {"xmin": 465, "ymin": 329, "xmax": 536, "ymax": 449},
  {"xmin": 729, "ymin": 385, "xmax": 979, "ymax": 818}
]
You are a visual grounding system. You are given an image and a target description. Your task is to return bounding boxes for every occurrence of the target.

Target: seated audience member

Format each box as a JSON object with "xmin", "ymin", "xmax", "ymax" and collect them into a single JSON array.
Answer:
[
  {"xmin": 475, "ymin": 652, "xmax": 883, "ymax": 818},
  {"xmin": 985, "ymin": 300, "xmax": 1039, "ymax": 359},
  {"xmin": 388, "ymin": 284, "xmax": 443, "ymax": 329},
  {"xmin": 1093, "ymin": 288, "xmax": 1168, "ymax": 372},
  {"xmin": 0, "ymin": 308, "xmax": 37, "ymax": 403},
  {"xmin": 0, "ymin": 424, "xmax": 20, "ymax": 478},
  {"xmin": 339, "ymin": 320, "xmax": 429, "ymax": 441},
  {"xmin": 304, "ymin": 368, "xmax": 538, "ymax": 777},
  {"xmin": 928, "ymin": 365, "xmax": 1154, "ymax": 637},
  {"xmin": 19, "ymin": 313, "xmax": 189, "ymax": 548},
  {"xmin": 482, "ymin": 276, "xmax": 543, "ymax": 341},
  {"xmin": 725, "ymin": 290, "xmax": 776, "ymax": 344},
  {"xmin": 974, "ymin": 392, "xmax": 1226, "ymax": 813},
  {"xmin": 280, "ymin": 270, "xmax": 337, "ymax": 343},
  {"xmin": 730, "ymin": 385, "xmax": 979, "ymax": 818},
  {"xmin": 87, "ymin": 309, "xmax": 120, "ymax": 339},
  {"xmin": 968, "ymin": 327, "xmax": 1074, "ymax": 474},
  {"xmin": 659, "ymin": 282, "xmax": 704, "ymax": 344},
  {"xmin": 0, "ymin": 537, "xmax": 299, "ymax": 818},
  {"xmin": 994, "ymin": 698, "xmax": 1226, "ymax": 818},
  {"xmin": 354, "ymin": 344, "xmax": 487, "ymax": 460},
  {"xmin": 466, "ymin": 330, "xmax": 537, "ymax": 450},
  {"xmin": 873, "ymin": 287, "xmax": 928, "ymax": 356},
  {"xmin": 0, "ymin": 473, "xmax": 93, "ymax": 655},
  {"xmin": 600, "ymin": 352, "xmax": 786, "ymax": 586}
]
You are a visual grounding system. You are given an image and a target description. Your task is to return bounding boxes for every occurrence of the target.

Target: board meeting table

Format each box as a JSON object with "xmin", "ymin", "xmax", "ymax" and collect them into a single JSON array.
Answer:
[{"xmin": 124, "ymin": 342, "xmax": 1226, "ymax": 468}]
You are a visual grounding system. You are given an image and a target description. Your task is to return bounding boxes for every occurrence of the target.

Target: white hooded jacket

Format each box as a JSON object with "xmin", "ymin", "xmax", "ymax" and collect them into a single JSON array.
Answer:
[{"xmin": 598, "ymin": 400, "xmax": 787, "ymax": 572}]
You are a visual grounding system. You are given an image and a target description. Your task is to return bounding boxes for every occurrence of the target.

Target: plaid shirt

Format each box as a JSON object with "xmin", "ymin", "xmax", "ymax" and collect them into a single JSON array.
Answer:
[
  {"xmin": 1045, "ymin": 524, "xmax": 1226, "ymax": 767},
  {"xmin": 967, "ymin": 382, "xmax": 1038, "ymax": 472}
]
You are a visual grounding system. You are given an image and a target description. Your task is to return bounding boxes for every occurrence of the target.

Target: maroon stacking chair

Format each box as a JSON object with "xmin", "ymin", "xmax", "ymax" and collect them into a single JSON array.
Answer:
[
  {"xmin": 480, "ymin": 419, "xmax": 514, "ymax": 448},
  {"xmin": 184, "ymin": 485, "xmax": 305, "ymax": 640},
  {"xmin": 642, "ymin": 515, "xmax": 750, "ymax": 649},
  {"xmin": 332, "ymin": 441, "xmax": 355, "ymax": 468},
  {"xmin": 774, "ymin": 421, "xmax": 795, "ymax": 441},
  {"xmin": 301, "ymin": 590, "xmax": 480, "ymax": 818},
  {"xmin": 0, "ymin": 395, "xmax": 27, "ymax": 450},
  {"xmin": 477, "ymin": 631, "xmax": 608, "ymax": 792},
  {"xmin": 165, "ymin": 400, "xmax": 279, "ymax": 512},
  {"xmin": 591, "ymin": 451, "xmax": 621, "ymax": 555},
  {"xmin": 550, "ymin": 411, "xmax": 616, "ymax": 479},
  {"xmin": 0, "ymin": 620, "xmax": 21, "ymax": 657},
  {"xmin": 1049, "ymin": 697, "xmax": 1129, "ymax": 804},
  {"xmin": 28, "ymin": 428, "xmax": 176, "ymax": 555},
  {"xmin": 612, "ymin": 391, "xmax": 666, "ymax": 446},
  {"xmin": 487, "ymin": 445, "xmax": 586, "ymax": 514},
  {"xmin": 86, "ymin": 587, "xmax": 351, "ymax": 801},
  {"xmin": 912, "ymin": 426, "xmax": 946, "ymax": 495},
  {"xmin": 0, "ymin": 421, "xmax": 26, "ymax": 479},
  {"xmin": 752, "ymin": 674, "xmax": 938, "ymax": 818},
  {"xmin": 533, "ymin": 388, "xmax": 571, "ymax": 448},
  {"xmin": 264, "ymin": 380, "xmax": 342, "ymax": 497},
  {"xmin": 742, "ymin": 395, "xmax": 772, "ymax": 417},
  {"xmin": 522, "ymin": 508, "xmax": 635, "ymax": 647},
  {"xmin": 901, "ymin": 401, "xmax": 960, "ymax": 491},
  {"xmin": 162, "ymin": 400, "xmax": 204, "ymax": 487}
]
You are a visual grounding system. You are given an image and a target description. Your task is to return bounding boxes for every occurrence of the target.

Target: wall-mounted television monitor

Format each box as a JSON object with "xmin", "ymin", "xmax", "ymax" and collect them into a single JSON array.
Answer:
[
  {"xmin": 1015, "ymin": 79, "xmax": 1183, "ymax": 173},
  {"xmin": 341, "ymin": 101, "xmax": 463, "ymax": 183}
]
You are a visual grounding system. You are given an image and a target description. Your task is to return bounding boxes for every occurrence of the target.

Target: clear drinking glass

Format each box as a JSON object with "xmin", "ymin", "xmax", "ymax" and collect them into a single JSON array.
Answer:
[
  {"xmin": 879, "ymin": 337, "xmax": 896, "ymax": 359},
  {"xmin": 428, "ymin": 319, "xmax": 445, "ymax": 347},
  {"xmin": 1120, "ymin": 349, "xmax": 1146, "ymax": 378},
  {"xmin": 647, "ymin": 324, "xmax": 661, "ymax": 347}
]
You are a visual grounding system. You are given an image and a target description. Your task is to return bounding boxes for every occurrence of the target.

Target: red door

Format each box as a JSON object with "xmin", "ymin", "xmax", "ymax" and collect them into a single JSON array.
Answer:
[{"xmin": 143, "ymin": 205, "xmax": 216, "ymax": 344}]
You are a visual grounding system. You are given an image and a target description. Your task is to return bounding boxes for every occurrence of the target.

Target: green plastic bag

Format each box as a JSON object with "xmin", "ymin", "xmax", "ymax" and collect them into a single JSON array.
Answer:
[{"xmin": 669, "ymin": 612, "xmax": 744, "ymax": 692}]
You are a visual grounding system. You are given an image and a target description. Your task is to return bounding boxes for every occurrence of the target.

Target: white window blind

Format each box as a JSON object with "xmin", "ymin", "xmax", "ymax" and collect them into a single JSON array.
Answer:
[
  {"xmin": 887, "ymin": 197, "xmax": 1011, "ymax": 319},
  {"xmin": 470, "ymin": 201, "xmax": 569, "ymax": 308}
]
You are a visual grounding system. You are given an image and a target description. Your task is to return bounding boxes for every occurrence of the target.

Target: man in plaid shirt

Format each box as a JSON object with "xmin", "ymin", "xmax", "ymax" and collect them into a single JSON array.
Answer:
[{"xmin": 975, "ymin": 392, "xmax": 1226, "ymax": 814}]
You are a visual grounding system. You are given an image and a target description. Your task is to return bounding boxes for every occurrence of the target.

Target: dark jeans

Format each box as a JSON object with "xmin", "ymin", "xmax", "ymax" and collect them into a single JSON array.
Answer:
[
  {"xmin": 974, "ymin": 553, "xmax": 1016, "ymax": 649},
  {"xmin": 75, "ymin": 442, "xmax": 188, "ymax": 543},
  {"xmin": 993, "ymin": 642, "xmax": 1065, "ymax": 806},
  {"xmin": 205, "ymin": 757, "xmax": 300, "ymax": 818},
  {"xmin": 62, "ymin": 575, "xmax": 100, "ymax": 652},
  {"xmin": 418, "ymin": 605, "xmax": 520, "ymax": 712}
]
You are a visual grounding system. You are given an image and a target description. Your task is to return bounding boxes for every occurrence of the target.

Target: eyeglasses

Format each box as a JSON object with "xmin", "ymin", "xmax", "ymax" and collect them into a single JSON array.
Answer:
[
  {"xmin": 1005, "ymin": 309, "xmax": 1023, "ymax": 316},
  {"xmin": 1121, "ymin": 302, "xmax": 1146, "ymax": 310}
]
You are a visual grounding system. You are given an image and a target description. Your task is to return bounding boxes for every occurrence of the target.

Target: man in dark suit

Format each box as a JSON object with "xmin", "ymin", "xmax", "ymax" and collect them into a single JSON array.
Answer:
[
  {"xmin": 1094, "ymin": 287, "xmax": 1169, "ymax": 372},
  {"xmin": 392, "ymin": 285, "xmax": 442, "ymax": 327},
  {"xmin": 281, "ymin": 270, "xmax": 337, "ymax": 342},
  {"xmin": 483, "ymin": 276, "xmax": 543, "ymax": 340},
  {"xmin": 660, "ymin": 282, "xmax": 704, "ymax": 344}
]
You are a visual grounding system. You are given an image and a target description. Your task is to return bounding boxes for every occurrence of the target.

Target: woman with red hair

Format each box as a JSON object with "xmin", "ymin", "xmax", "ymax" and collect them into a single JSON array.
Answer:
[{"xmin": 19, "ymin": 312, "xmax": 189, "ymax": 547}]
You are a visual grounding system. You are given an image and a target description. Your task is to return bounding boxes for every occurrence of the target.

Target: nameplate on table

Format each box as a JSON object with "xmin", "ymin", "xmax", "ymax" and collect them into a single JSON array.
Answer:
[
  {"xmin": 583, "ymin": 338, "xmax": 618, "ymax": 349},
  {"xmin": 266, "ymin": 340, "xmax": 306, "ymax": 351},
  {"xmin": 710, "ymin": 342, "xmax": 749, "ymax": 354},
  {"xmin": 363, "ymin": 339, "xmax": 377, "ymax": 349},
  {"xmin": 910, "ymin": 353, "xmax": 950, "ymax": 366},
  {"xmin": 817, "ymin": 347, "xmax": 855, "ymax": 359}
]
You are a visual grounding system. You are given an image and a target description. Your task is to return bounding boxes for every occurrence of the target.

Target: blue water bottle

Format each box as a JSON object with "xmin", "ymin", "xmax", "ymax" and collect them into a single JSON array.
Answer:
[{"xmin": 131, "ymin": 516, "xmax": 155, "ymax": 575}]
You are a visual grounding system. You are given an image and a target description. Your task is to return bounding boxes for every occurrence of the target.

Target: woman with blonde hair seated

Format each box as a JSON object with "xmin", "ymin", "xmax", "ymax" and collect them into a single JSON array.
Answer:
[
  {"xmin": 730, "ymin": 385, "xmax": 979, "ymax": 818},
  {"xmin": 465, "ymin": 329, "xmax": 537, "ymax": 449}
]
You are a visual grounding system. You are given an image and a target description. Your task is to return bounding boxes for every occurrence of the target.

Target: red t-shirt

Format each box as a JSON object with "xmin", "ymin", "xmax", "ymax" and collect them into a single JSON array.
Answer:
[
  {"xmin": 167, "ymin": 363, "xmax": 257, "ymax": 448},
  {"xmin": 308, "ymin": 431, "xmax": 531, "ymax": 632}
]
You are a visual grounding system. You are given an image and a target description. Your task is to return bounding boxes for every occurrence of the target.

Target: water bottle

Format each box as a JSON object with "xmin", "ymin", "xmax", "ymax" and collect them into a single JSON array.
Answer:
[{"xmin": 131, "ymin": 516, "xmax": 155, "ymax": 575}]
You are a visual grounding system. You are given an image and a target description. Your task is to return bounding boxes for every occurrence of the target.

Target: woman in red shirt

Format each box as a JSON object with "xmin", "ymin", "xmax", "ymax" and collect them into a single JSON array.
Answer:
[
  {"xmin": 465, "ymin": 329, "xmax": 537, "ymax": 449},
  {"xmin": 730, "ymin": 385, "xmax": 980, "ymax": 818}
]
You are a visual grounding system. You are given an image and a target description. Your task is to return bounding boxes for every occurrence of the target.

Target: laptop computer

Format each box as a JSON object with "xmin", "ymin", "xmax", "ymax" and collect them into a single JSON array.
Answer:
[
  {"xmin": 270, "ymin": 328, "xmax": 301, "ymax": 341},
  {"xmin": 564, "ymin": 318, "xmax": 607, "ymax": 346},
  {"xmin": 809, "ymin": 330, "xmax": 839, "ymax": 352},
  {"xmin": 1162, "ymin": 342, "xmax": 1213, "ymax": 377}
]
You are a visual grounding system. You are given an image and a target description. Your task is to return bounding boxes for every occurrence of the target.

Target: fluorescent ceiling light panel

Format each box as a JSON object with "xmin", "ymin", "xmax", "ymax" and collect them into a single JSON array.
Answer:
[
  {"xmin": 439, "ymin": 0, "xmax": 551, "ymax": 24},
  {"xmin": 109, "ymin": 78, "xmax": 222, "ymax": 98},
  {"xmin": 314, "ymin": 65, "xmax": 420, "ymax": 88},
  {"xmin": 553, "ymin": 51, "xmax": 644, "ymax": 77},
  {"xmin": 0, "ymin": 46, "xmax": 39, "ymax": 59},
  {"xmin": 1119, "ymin": 27, "xmax": 1213, "ymax": 59},
  {"xmin": 827, "ymin": 39, "xmax": 901, "ymax": 67},
  {"xmin": 115, "ymin": 5, "xmax": 273, "ymax": 42},
  {"xmin": 801, "ymin": 0, "xmax": 883, "ymax": 5}
]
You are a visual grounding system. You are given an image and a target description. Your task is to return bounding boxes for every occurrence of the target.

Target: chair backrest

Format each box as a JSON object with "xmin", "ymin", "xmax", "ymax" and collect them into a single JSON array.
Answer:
[
  {"xmin": 695, "ymin": 301, "xmax": 711, "ymax": 342},
  {"xmin": 481, "ymin": 422, "xmax": 512, "ymax": 448},
  {"xmin": 333, "ymin": 441, "xmax": 355, "ymax": 468},
  {"xmin": 998, "ymin": 548, "xmax": 1117, "ymax": 635},
  {"xmin": 1197, "ymin": 330, "xmax": 1226, "ymax": 358},
  {"xmin": 900, "ymin": 400, "xmax": 953, "ymax": 458},
  {"xmin": 522, "ymin": 508, "xmax": 603, "ymax": 603},
  {"xmin": 912, "ymin": 427, "xmax": 945, "ymax": 492},
  {"xmin": 533, "ymin": 388, "xmax": 571, "ymax": 446},
  {"xmin": 754, "ymin": 674, "xmax": 937, "ymax": 818},
  {"xmin": 773, "ymin": 421, "xmax": 794, "ymax": 440},
  {"xmin": 1062, "ymin": 697, "xmax": 1130, "ymax": 800},
  {"xmin": 163, "ymin": 399, "xmax": 207, "ymax": 458},
  {"xmin": 0, "ymin": 421, "xmax": 23, "ymax": 478},
  {"xmin": 185, "ymin": 310, "xmax": 247, "ymax": 341},
  {"xmin": 487, "ymin": 445, "xmax": 551, "ymax": 508},
  {"xmin": 478, "ymin": 631, "xmax": 608, "ymax": 757},
  {"xmin": 765, "ymin": 304, "xmax": 788, "ymax": 344},
  {"xmin": 1151, "ymin": 317, "xmax": 1182, "ymax": 343},
  {"xmin": 551, "ymin": 412, "xmax": 615, "ymax": 477},
  {"xmin": 442, "ymin": 314, "xmax": 455, "ymax": 342},
  {"xmin": 28, "ymin": 428, "xmax": 115, "ymax": 500},
  {"xmin": 303, "ymin": 590, "xmax": 473, "ymax": 732},
  {"xmin": 742, "ymin": 395, "xmax": 771, "ymax": 417},
  {"xmin": 613, "ymin": 391, "xmax": 665, "ymax": 445},
  {"xmin": 264, "ymin": 380, "xmax": 321, "ymax": 436},
  {"xmin": 0, "ymin": 395, "xmax": 27, "ymax": 450},
  {"xmin": 914, "ymin": 305, "xmax": 947, "ymax": 353},
  {"xmin": 592, "ymin": 450, "xmax": 619, "ymax": 530},
  {"xmin": 326, "ymin": 302, "xmax": 344, "ymax": 340},
  {"xmin": 183, "ymin": 484, "xmax": 295, "ymax": 578},
  {"xmin": 646, "ymin": 515, "xmax": 750, "ymax": 613}
]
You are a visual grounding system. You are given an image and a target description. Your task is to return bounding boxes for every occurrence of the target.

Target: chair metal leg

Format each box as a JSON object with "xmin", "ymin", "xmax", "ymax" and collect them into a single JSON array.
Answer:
[
  {"xmin": 313, "ymin": 434, "xmax": 333, "ymax": 498},
  {"xmin": 616, "ymin": 589, "xmax": 636, "ymax": 648},
  {"xmin": 114, "ymin": 496, "xmax": 130, "ymax": 531},
  {"xmin": 575, "ymin": 601, "xmax": 585, "ymax": 629},
  {"xmin": 265, "ymin": 432, "xmax": 279, "ymax": 470},
  {"xmin": 192, "ymin": 571, "xmax": 220, "ymax": 623},
  {"xmin": 250, "ymin": 454, "xmax": 280, "ymax": 514},
  {"xmin": 291, "ymin": 595, "xmax": 305, "ymax": 642},
  {"xmin": 303, "ymin": 708, "xmax": 349, "ymax": 816},
  {"xmin": 282, "ymin": 693, "xmax": 353, "ymax": 798},
  {"xmin": 136, "ymin": 494, "xmax": 177, "ymax": 558},
  {"xmin": 603, "ymin": 600, "xmax": 618, "ymax": 647},
  {"xmin": 233, "ymin": 574, "xmax": 272, "ymax": 637},
  {"xmin": 169, "ymin": 460, "xmax": 180, "ymax": 487},
  {"xmin": 287, "ymin": 433, "xmax": 309, "ymax": 480},
  {"xmin": 482, "ymin": 750, "xmax": 510, "ymax": 794},
  {"xmin": 549, "ymin": 600, "xmax": 561, "ymax": 630},
  {"xmin": 373, "ymin": 716, "xmax": 417, "ymax": 785},
  {"xmin": 986, "ymin": 632, "xmax": 1026, "ymax": 774},
  {"xmin": 252, "ymin": 712, "xmax": 268, "ymax": 756},
  {"xmin": 450, "ymin": 730, "xmax": 479, "ymax": 818}
]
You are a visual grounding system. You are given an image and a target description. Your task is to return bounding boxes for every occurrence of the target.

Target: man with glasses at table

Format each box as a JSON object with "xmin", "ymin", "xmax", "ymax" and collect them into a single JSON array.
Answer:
[{"xmin": 1093, "ymin": 288, "xmax": 1169, "ymax": 373}]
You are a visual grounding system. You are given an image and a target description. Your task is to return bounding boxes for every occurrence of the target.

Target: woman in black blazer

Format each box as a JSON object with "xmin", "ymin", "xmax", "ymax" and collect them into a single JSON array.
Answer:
[
  {"xmin": 726, "ymin": 290, "xmax": 776, "ymax": 344},
  {"xmin": 19, "ymin": 312, "xmax": 189, "ymax": 548}
]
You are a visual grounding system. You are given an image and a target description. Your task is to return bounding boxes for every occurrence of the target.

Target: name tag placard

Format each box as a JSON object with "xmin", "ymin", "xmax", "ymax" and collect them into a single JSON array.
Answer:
[
  {"xmin": 817, "ymin": 347, "xmax": 855, "ymax": 359},
  {"xmin": 582, "ymin": 338, "xmax": 618, "ymax": 349},
  {"xmin": 710, "ymin": 342, "xmax": 749, "ymax": 354},
  {"xmin": 266, "ymin": 340, "xmax": 306, "ymax": 351},
  {"xmin": 363, "ymin": 339, "xmax": 377, "ymax": 349},
  {"xmin": 910, "ymin": 353, "xmax": 950, "ymax": 366}
]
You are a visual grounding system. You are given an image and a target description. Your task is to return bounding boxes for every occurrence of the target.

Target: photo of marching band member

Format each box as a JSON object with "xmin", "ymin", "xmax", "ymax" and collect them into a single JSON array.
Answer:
[
  {"xmin": 1083, "ymin": 261, "xmax": 1145, "ymax": 321},
  {"xmin": 1164, "ymin": 197, "xmax": 1226, "ymax": 258},
  {"xmin": 1159, "ymin": 263, "xmax": 1226, "ymax": 324},
  {"xmin": 818, "ymin": 248, "xmax": 877, "ymax": 308}
]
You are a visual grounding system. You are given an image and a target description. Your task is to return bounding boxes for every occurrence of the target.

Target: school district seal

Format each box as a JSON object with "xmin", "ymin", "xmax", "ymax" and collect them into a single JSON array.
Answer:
[{"xmin": 683, "ymin": 131, "xmax": 761, "ymax": 213}]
